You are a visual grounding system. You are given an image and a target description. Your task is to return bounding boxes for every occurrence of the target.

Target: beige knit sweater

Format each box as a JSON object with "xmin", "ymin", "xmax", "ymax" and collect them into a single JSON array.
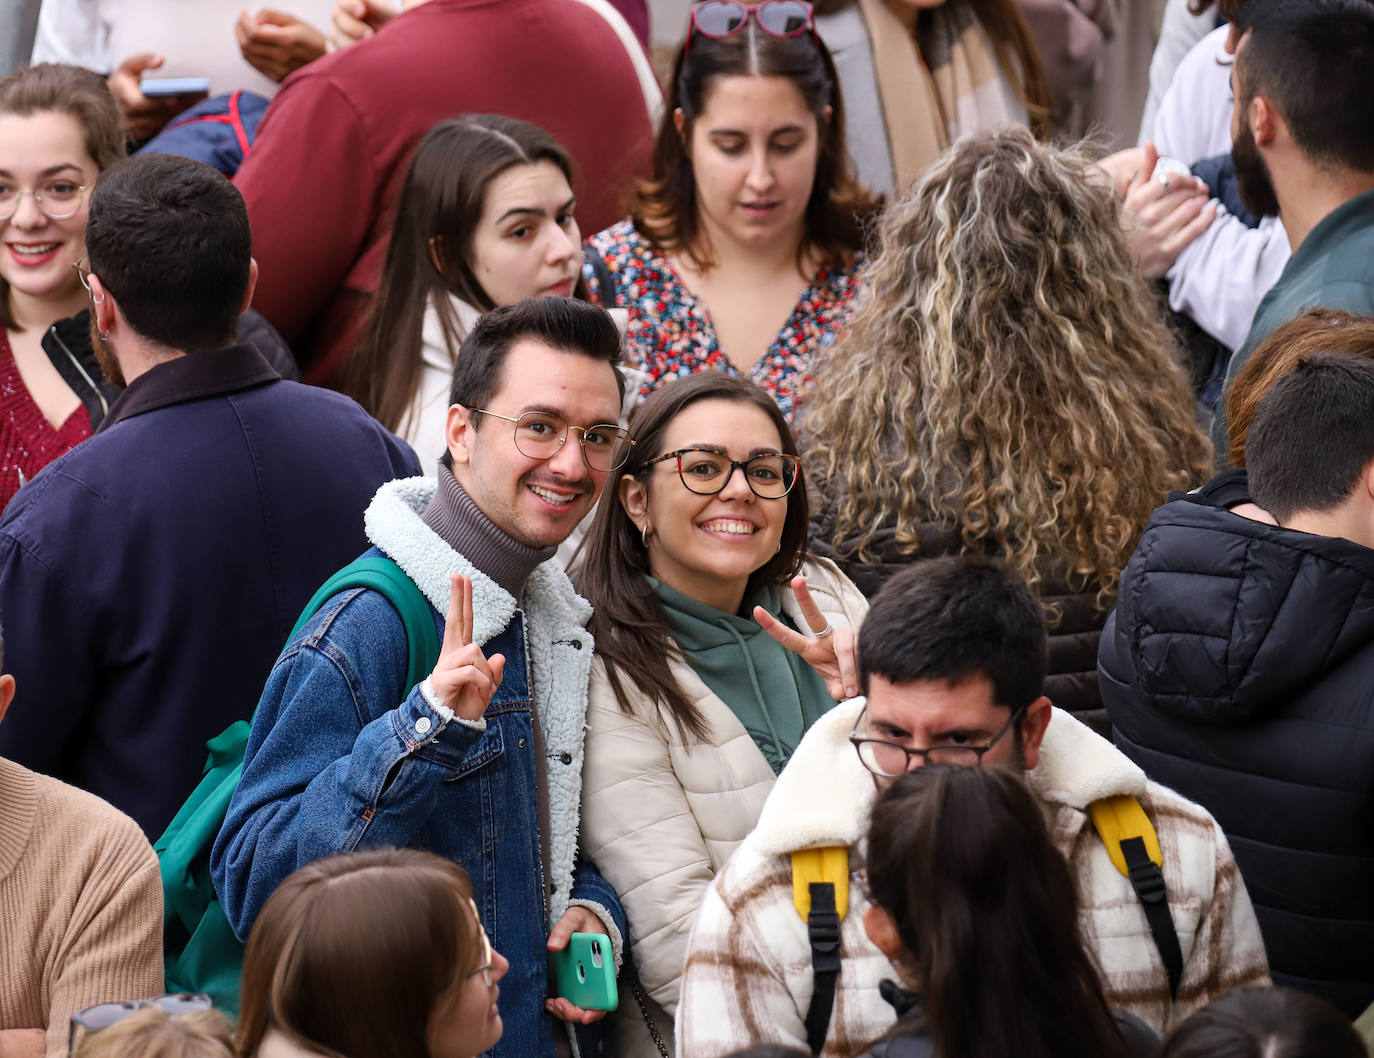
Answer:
[{"xmin": 0, "ymin": 757, "xmax": 164, "ymax": 1057}]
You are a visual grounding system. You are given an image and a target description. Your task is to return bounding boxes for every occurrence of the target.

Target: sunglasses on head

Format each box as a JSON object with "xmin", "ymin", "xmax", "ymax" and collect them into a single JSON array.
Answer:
[{"xmin": 685, "ymin": 0, "xmax": 817, "ymax": 53}]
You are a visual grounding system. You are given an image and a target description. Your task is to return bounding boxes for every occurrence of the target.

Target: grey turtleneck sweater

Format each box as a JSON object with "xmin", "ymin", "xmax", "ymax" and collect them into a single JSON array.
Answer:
[{"xmin": 421, "ymin": 464, "xmax": 559, "ymax": 897}]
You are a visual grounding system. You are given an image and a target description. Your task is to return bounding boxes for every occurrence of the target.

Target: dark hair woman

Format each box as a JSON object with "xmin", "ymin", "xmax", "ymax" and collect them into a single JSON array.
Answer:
[
  {"xmin": 344, "ymin": 114, "xmax": 596, "ymax": 472},
  {"xmin": 237, "ymin": 847, "xmax": 507, "ymax": 1058},
  {"xmin": 576, "ymin": 371, "xmax": 869, "ymax": 1049},
  {"xmin": 863, "ymin": 765, "xmax": 1158, "ymax": 1058},
  {"xmin": 1159, "ymin": 987, "xmax": 1367, "ymax": 1058},
  {"xmin": 813, "ymin": 0, "xmax": 1053, "ymax": 199},
  {"xmin": 583, "ymin": 3, "xmax": 878, "ymax": 422},
  {"xmin": 0, "ymin": 63, "xmax": 125, "ymax": 511}
]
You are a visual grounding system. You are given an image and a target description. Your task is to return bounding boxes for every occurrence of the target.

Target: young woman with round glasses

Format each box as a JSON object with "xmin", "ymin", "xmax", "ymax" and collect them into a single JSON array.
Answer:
[
  {"xmin": 583, "ymin": 0, "xmax": 877, "ymax": 422},
  {"xmin": 0, "ymin": 63, "xmax": 124, "ymax": 511},
  {"xmin": 345, "ymin": 114, "xmax": 611, "ymax": 473},
  {"xmin": 575, "ymin": 372, "xmax": 868, "ymax": 1052},
  {"xmin": 236, "ymin": 847, "xmax": 508, "ymax": 1058}
]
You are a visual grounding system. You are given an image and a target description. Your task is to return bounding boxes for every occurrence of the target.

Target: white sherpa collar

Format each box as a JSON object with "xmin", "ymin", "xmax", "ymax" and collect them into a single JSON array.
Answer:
[
  {"xmin": 747, "ymin": 700, "xmax": 1148, "ymax": 857},
  {"xmin": 363, "ymin": 477, "xmax": 590, "ymax": 645}
]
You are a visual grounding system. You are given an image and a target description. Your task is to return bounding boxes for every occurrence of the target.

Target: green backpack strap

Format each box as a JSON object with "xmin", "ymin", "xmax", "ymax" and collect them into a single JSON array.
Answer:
[{"xmin": 156, "ymin": 554, "xmax": 440, "ymax": 1015}]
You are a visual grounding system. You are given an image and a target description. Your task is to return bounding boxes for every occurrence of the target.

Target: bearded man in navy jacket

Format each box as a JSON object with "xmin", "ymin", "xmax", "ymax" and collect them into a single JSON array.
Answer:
[{"xmin": 0, "ymin": 153, "xmax": 419, "ymax": 838}]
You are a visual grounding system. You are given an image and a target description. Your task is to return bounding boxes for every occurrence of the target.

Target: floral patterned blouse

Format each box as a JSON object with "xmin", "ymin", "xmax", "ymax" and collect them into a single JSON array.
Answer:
[{"xmin": 584, "ymin": 219, "xmax": 865, "ymax": 420}]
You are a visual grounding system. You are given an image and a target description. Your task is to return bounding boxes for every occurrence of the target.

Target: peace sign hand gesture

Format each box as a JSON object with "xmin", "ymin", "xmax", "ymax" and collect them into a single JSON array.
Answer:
[
  {"xmin": 431, "ymin": 574, "xmax": 507, "ymax": 722},
  {"xmin": 753, "ymin": 575, "xmax": 859, "ymax": 701}
]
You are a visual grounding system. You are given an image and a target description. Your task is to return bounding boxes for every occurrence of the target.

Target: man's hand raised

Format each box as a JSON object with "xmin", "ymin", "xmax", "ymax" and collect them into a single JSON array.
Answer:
[{"xmin": 431, "ymin": 573, "xmax": 505, "ymax": 722}]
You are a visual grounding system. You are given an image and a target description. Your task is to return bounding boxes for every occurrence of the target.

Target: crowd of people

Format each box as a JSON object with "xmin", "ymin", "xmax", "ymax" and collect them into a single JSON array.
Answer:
[{"xmin": 0, "ymin": 0, "xmax": 1372, "ymax": 1055}]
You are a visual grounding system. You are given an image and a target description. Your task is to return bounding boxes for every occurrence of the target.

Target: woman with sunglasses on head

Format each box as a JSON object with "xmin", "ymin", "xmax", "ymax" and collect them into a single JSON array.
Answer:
[
  {"xmin": 236, "ymin": 847, "xmax": 508, "ymax": 1058},
  {"xmin": 812, "ymin": 0, "xmax": 1053, "ymax": 200},
  {"xmin": 583, "ymin": 2, "xmax": 877, "ymax": 422},
  {"xmin": 804, "ymin": 127, "xmax": 1211, "ymax": 735},
  {"xmin": 863, "ymin": 765, "xmax": 1158, "ymax": 1058},
  {"xmin": 576, "ymin": 372, "xmax": 868, "ymax": 1054},
  {"xmin": 344, "ymin": 114, "xmax": 615, "ymax": 474},
  {"xmin": 0, "ymin": 63, "xmax": 123, "ymax": 512}
]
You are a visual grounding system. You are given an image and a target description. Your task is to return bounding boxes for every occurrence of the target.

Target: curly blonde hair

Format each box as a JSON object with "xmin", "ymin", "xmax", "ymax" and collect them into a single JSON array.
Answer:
[{"xmin": 803, "ymin": 127, "xmax": 1212, "ymax": 604}]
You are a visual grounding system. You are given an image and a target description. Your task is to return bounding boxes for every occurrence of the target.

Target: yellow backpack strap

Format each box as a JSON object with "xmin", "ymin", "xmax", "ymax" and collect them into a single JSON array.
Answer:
[
  {"xmin": 1088, "ymin": 794, "xmax": 1183, "ymax": 998},
  {"xmin": 790, "ymin": 847, "xmax": 848, "ymax": 1056}
]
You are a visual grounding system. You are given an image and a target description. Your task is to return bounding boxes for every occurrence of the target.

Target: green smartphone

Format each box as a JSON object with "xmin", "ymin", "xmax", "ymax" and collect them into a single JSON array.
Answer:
[{"xmin": 549, "ymin": 931, "xmax": 619, "ymax": 1012}]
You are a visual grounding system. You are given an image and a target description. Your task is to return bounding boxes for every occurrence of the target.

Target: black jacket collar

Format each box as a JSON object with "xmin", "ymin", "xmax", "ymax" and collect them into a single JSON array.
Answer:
[{"xmin": 96, "ymin": 344, "xmax": 280, "ymax": 434}]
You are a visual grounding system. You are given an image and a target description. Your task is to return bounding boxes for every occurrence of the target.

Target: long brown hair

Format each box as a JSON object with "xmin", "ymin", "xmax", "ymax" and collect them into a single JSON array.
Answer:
[
  {"xmin": 0, "ymin": 63, "xmax": 126, "ymax": 332},
  {"xmin": 343, "ymin": 115, "xmax": 586, "ymax": 434},
  {"xmin": 1226, "ymin": 309, "xmax": 1374, "ymax": 467},
  {"xmin": 865, "ymin": 766, "xmax": 1132, "ymax": 1058},
  {"xmin": 804, "ymin": 127, "xmax": 1211, "ymax": 607},
  {"xmin": 629, "ymin": 20, "xmax": 877, "ymax": 272},
  {"xmin": 236, "ymin": 847, "xmax": 484, "ymax": 1058},
  {"xmin": 814, "ymin": 0, "xmax": 1053, "ymax": 138},
  {"xmin": 575, "ymin": 372, "xmax": 809, "ymax": 740}
]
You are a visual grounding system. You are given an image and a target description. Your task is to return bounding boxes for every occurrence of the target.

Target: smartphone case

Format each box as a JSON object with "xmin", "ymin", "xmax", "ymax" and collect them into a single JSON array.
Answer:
[{"xmin": 549, "ymin": 932, "xmax": 618, "ymax": 1012}]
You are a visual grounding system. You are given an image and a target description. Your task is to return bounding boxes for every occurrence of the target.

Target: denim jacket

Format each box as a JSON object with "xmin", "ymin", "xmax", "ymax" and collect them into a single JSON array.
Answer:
[{"xmin": 211, "ymin": 478, "xmax": 625, "ymax": 1058}]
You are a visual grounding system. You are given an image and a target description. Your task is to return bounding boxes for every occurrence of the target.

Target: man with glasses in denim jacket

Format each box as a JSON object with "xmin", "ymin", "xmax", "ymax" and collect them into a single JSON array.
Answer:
[
  {"xmin": 676, "ymin": 555, "xmax": 1269, "ymax": 1058},
  {"xmin": 213, "ymin": 297, "xmax": 630, "ymax": 1058}
]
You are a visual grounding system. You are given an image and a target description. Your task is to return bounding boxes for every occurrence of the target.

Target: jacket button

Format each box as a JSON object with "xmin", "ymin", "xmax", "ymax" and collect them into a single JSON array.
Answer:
[
  {"xmin": 518, "ymin": 737, "xmax": 527, "ymax": 748},
  {"xmin": 559, "ymin": 752, "xmax": 572, "ymax": 765},
  {"xmin": 570, "ymin": 640, "xmax": 583, "ymax": 650},
  {"xmin": 415, "ymin": 716, "xmax": 432, "ymax": 736}
]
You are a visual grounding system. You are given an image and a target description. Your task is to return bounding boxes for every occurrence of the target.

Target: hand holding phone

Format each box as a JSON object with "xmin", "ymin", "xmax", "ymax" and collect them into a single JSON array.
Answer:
[{"xmin": 550, "ymin": 932, "xmax": 618, "ymax": 1013}]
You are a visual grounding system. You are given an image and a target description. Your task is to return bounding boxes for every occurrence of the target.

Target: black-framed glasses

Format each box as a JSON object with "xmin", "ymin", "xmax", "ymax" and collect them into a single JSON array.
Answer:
[
  {"xmin": 647, "ymin": 447, "xmax": 801, "ymax": 498},
  {"xmin": 686, "ymin": 0, "xmax": 816, "ymax": 53},
  {"xmin": 69, "ymin": 994, "xmax": 212, "ymax": 1052},
  {"xmin": 0, "ymin": 178, "xmax": 90, "ymax": 221},
  {"xmin": 468, "ymin": 408, "xmax": 634, "ymax": 472},
  {"xmin": 848, "ymin": 704, "xmax": 1027, "ymax": 777}
]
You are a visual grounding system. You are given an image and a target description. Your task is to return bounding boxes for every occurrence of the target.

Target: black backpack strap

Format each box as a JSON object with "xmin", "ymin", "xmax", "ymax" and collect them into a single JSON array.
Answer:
[
  {"xmin": 1120, "ymin": 836, "xmax": 1184, "ymax": 997},
  {"xmin": 804, "ymin": 881, "xmax": 842, "ymax": 1055}
]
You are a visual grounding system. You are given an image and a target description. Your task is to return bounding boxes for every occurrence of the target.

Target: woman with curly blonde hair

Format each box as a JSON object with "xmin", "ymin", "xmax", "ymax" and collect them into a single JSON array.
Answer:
[{"xmin": 804, "ymin": 126, "xmax": 1211, "ymax": 733}]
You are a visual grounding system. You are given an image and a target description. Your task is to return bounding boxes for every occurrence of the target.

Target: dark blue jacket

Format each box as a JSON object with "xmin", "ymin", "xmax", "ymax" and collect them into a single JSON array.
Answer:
[
  {"xmin": 0, "ymin": 346, "xmax": 419, "ymax": 837},
  {"xmin": 1099, "ymin": 496, "xmax": 1374, "ymax": 1017}
]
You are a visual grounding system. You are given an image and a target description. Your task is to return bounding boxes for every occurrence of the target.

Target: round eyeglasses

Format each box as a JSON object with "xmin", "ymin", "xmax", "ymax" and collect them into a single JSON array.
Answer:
[
  {"xmin": 469, "ymin": 408, "xmax": 634, "ymax": 472},
  {"xmin": 848, "ymin": 704, "xmax": 1027, "ymax": 777},
  {"xmin": 0, "ymin": 179, "xmax": 90, "ymax": 221},
  {"xmin": 646, "ymin": 448, "xmax": 801, "ymax": 498}
]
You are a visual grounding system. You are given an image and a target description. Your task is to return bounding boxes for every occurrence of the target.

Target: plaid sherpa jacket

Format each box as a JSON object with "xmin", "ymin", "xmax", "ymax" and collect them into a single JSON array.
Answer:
[{"xmin": 676, "ymin": 700, "xmax": 1270, "ymax": 1058}]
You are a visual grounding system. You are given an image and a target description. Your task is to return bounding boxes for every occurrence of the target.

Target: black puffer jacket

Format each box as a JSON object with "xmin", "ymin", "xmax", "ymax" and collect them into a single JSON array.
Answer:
[
  {"xmin": 810, "ymin": 505, "xmax": 1110, "ymax": 735},
  {"xmin": 1099, "ymin": 496, "xmax": 1374, "ymax": 1017}
]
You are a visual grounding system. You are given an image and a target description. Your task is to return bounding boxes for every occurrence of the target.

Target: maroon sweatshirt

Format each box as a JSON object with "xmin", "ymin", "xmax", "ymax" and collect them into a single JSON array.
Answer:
[{"xmin": 234, "ymin": 0, "xmax": 655, "ymax": 385}]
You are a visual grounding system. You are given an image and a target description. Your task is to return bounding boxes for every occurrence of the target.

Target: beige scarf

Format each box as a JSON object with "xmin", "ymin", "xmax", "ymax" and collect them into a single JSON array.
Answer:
[{"xmin": 859, "ymin": 0, "xmax": 1024, "ymax": 191}]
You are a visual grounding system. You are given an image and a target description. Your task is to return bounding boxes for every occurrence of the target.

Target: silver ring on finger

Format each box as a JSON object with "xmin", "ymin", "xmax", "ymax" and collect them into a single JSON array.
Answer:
[{"xmin": 814, "ymin": 621, "xmax": 835, "ymax": 639}]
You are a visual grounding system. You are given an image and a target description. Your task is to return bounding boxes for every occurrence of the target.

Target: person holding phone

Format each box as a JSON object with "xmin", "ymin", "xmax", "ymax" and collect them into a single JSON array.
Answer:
[
  {"xmin": 583, "ymin": 1, "xmax": 878, "ymax": 422},
  {"xmin": 576, "ymin": 372, "xmax": 868, "ymax": 1052},
  {"xmin": 235, "ymin": 848, "xmax": 508, "ymax": 1058},
  {"xmin": 0, "ymin": 62, "xmax": 122, "ymax": 512}
]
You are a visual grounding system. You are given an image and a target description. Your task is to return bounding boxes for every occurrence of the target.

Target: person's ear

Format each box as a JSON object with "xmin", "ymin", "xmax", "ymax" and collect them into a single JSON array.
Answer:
[
  {"xmin": 428, "ymin": 235, "xmax": 446, "ymax": 275},
  {"xmin": 822, "ymin": 104, "xmax": 833, "ymax": 126},
  {"xmin": 1249, "ymin": 95, "xmax": 1279, "ymax": 148},
  {"xmin": 87, "ymin": 273, "xmax": 116, "ymax": 338},
  {"xmin": 620, "ymin": 473, "xmax": 649, "ymax": 530},
  {"xmin": 0, "ymin": 674, "xmax": 15, "ymax": 727},
  {"xmin": 862, "ymin": 905, "xmax": 908, "ymax": 966},
  {"xmin": 242, "ymin": 258, "xmax": 259, "ymax": 314},
  {"xmin": 1019, "ymin": 695, "xmax": 1053, "ymax": 772},
  {"xmin": 445, "ymin": 403, "xmax": 477, "ymax": 468},
  {"xmin": 673, "ymin": 107, "xmax": 687, "ymax": 146}
]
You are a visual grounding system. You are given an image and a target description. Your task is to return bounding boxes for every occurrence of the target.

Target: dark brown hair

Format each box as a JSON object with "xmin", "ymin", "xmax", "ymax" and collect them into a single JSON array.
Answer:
[
  {"xmin": 344, "ymin": 115, "xmax": 588, "ymax": 434},
  {"xmin": 0, "ymin": 62, "xmax": 126, "ymax": 332},
  {"xmin": 865, "ymin": 765, "xmax": 1132, "ymax": 1058},
  {"xmin": 575, "ymin": 372, "xmax": 809, "ymax": 740},
  {"xmin": 629, "ymin": 21, "xmax": 877, "ymax": 272},
  {"xmin": 1227, "ymin": 309, "xmax": 1374, "ymax": 467},
  {"xmin": 813, "ymin": 0, "xmax": 1053, "ymax": 138},
  {"xmin": 1160, "ymin": 987, "xmax": 1366, "ymax": 1058},
  {"xmin": 237, "ymin": 847, "xmax": 484, "ymax": 1058}
]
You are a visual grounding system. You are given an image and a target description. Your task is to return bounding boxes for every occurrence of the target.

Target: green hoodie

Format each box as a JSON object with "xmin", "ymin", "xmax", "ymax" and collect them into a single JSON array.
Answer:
[{"xmin": 652, "ymin": 578, "xmax": 836, "ymax": 774}]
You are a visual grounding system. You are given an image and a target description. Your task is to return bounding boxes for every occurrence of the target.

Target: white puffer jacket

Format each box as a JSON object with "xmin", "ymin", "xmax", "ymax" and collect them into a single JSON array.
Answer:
[{"xmin": 580, "ymin": 557, "xmax": 868, "ymax": 1038}]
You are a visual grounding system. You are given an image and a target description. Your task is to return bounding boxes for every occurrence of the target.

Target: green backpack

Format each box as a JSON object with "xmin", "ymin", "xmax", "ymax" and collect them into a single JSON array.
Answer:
[{"xmin": 154, "ymin": 555, "xmax": 441, "ymax": 1015}]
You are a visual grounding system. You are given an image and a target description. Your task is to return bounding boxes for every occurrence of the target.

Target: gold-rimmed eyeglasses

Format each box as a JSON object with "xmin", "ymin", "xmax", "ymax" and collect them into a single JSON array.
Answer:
[
  {"xmin": 0, "ymin": 179, "xmax": 90, "ymax": 221},
  {"xmin": 468, "ymin": 408, "xmax": 634, "ymax": 472}
]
